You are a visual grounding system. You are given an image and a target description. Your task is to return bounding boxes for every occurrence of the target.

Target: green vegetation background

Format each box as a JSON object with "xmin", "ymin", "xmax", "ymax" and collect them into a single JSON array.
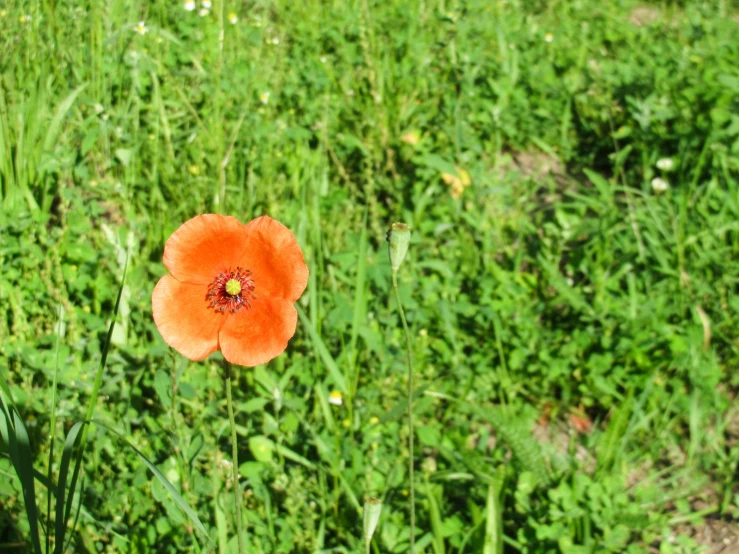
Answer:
[{"xmin": 1, "ymin": 0, "xmax": 738, "ymax": 552}]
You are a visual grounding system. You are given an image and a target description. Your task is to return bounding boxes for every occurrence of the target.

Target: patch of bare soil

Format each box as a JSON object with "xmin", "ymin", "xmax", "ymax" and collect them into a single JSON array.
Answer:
[
  {"xmin": 673, "ymin": 517, "xmax": 739, "ymax": 554},
  {"xmin": 509, "ymin": 150, "xmax": 566, "ymax": 183},
  {"xmin": 629, "ymin": 6, "xmax": 661, "ymax": 27}
]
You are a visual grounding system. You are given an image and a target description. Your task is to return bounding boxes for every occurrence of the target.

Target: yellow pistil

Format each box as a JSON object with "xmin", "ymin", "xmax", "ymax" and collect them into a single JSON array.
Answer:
[{"xmin": 225, "ymin": 279, "xmax": 242, "ymax": 296}]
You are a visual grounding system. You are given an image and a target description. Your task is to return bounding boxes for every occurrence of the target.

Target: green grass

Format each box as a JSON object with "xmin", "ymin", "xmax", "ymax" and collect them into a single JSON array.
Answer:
[{"xmin": 1, "ymin": 0, "xmax": 738, "ymax": 552}]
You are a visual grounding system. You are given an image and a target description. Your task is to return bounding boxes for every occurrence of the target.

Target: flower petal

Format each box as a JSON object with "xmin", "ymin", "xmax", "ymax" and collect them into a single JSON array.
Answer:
[
  {"xmin": 163, "ymin": 214, "xmax": 250, "ymax": 285},
  {"xmin": 241, "ymin": 216, "xmax": 309, "ymax": 301},
  {"xmin": 152, "ymin": 275, "xmax": 223, "ymax": 360},
  {"xmin": 219, "ymin": 296, "xmax": 297, "ymax": 366}
]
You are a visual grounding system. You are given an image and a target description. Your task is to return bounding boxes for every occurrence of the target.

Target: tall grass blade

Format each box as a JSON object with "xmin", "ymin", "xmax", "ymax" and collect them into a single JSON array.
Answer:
[
  {"xmin": 0, "ymin": 377, "xmax": 41, "ymax": 554},
  {"xmin": 94, "ymin": 421, "xmax": 213, "ymax": 543},
  {"xmin": 61, "ymin": 254, "xmax": 128, "ymax": 545},
  {"xmin": 425, "ymin": 480, "xmax": 445, "ymax": 554},
  {"xmin": 297, "ymin": 305, "xmax": 348, "ymax": 393},
  {"xmin": 42, "ymin": 83, "xmax": 86, "ymax": 155},
  {"xmin": 9, "ymin": 410, "xmax": 43, "ymax": 554},
  {"xmin": 53, "ymin": 421, "xmax": 85, "ymax": 554}
]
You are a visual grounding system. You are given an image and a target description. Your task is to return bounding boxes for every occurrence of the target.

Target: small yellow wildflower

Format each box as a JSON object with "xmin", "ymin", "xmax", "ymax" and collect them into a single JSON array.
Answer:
[
  {"xmin": 544, "ymin": 32, "xmax": 554, "ymax": 43},
  {"xmin": 329, "ymin": 390, "xmax": 343, "ymax": 406},
  {"xmin": 369, "ymin": 416, "xmax": 380, "ymax": 425},
  {"xmin": 188, "ymin": 165, "xmax": 200, "ymax": 176},
  {"xmin": 441, "ymin": 166, "xmax": 472, "ymax": 199},
  {"xmin": 259, "ymin": 91, "xmax": 270, "ymax": 105},
  {"xmin": 228, "ymin": 12, "xmax": 238, "ymax": 24},
  {"xmin": 400, "ymin": 130, "xmax": 421, "ymax": 145}
]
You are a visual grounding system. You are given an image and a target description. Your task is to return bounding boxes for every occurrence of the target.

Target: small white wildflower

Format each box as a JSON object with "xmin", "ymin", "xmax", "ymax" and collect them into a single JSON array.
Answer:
[
  {"xmin": 135, "ymin": 21, "xmax": 147, "ymax": 35},
  {"xmin": 544, "ymin": 32, "xmax": 553, "ymax": 43},
  {"xmin": 271, "ymin": 36, "xmax": 280, "ymax": 45},
  {"xmin": 328, "ymin": 390, "xmax": 343, "ymax": 406},
  {"xmin": 199, "ymin": 8, "xmax": 209, "ymax": 16},
  {"xmin": 228, "ymin": 12, "xmax": 238, "ymax": 24},
  {"xmin": 202, "ymin": 0, "xmax": 212, "ymax": 8},
  {"xmin": 259, "ymin": 91, "xmax": 270, "ymax": 104},
  {"xmin": 656, "ymin": 158, "xmax": 674, "ymax": 171},
  {"xmin": 320, "ymin": 55, "xmax": 327, "ymax": 64},
  {"xmin": 651, "ymin": 177, "xmax": 669, "ymax": 193},
  {"xmin": 346, "ymin": 89, "xmax": 355, "ymax": 96},
  {"xmin": 184, "ymin": 1, "xmax": 196, "ymax": 11}
]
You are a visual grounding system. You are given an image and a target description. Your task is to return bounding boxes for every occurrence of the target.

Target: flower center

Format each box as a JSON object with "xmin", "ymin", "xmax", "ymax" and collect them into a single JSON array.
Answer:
[
  {"xmin": 225, "ymin": 279, "xmax": 241, "ymax": 296},
  {"xmin": 207, "ymin": 267, "xmax": 256, "ymax": 313}
]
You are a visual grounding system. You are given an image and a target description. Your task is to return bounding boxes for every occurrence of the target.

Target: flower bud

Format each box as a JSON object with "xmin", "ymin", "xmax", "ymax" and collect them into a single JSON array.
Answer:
[
  {"xmin": 387, "ymin": 222, "xmax": 411, "ymax": 272},
  {"xmin": 363, "ymin": 497, "xmax": 383, "ymax": 547}
]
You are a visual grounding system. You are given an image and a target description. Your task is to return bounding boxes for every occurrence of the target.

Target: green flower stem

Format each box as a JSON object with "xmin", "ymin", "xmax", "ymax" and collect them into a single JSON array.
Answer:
[
  {"xmin": 392, "ymin": 270, "xmax": 415, "ymax": 553},
  {"xmin": 225, "ymin": 363, "xmax": 246, "ymax": 554}
]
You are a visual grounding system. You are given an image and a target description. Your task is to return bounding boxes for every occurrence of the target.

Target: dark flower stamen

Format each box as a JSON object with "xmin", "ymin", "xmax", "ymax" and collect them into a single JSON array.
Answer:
[{"xmin": 207, "ymin": 267, "xmax": 256, "ymax": 313}]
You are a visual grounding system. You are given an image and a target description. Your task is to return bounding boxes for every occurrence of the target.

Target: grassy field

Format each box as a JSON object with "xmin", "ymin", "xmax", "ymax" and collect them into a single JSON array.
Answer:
[{"xmin": 1, "ymin": 0, "xmax": 738, "ymax": 552}]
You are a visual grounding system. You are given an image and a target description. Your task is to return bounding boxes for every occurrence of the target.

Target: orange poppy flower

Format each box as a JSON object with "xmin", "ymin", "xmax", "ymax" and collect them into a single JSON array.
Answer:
[{"xmin": 152, "ymin": 214, "xmax": 308, "ymax": 366}]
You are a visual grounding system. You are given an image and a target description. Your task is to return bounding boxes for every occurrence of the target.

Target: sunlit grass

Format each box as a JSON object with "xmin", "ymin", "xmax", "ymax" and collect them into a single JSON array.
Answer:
[{"xmin": 1, "ymin": 0, "xmax": 738, "ymax": 552}]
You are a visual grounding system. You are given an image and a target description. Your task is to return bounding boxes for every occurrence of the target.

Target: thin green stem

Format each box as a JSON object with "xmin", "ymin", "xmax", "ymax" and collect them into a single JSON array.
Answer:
[
  {"xmin": 225, "ymin": 363, "xmax": 245, "ymax": 554},
  {"xmin": 215, "ymin": 0, "xmax": 226, "ymax": 211},
  {"xmin": 46, "ymin": 304, "xmax": 63, "ymax": 554},
  {"xmin": 392, "ymin": 270, "xmax": 415, "ymax": 553}
]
